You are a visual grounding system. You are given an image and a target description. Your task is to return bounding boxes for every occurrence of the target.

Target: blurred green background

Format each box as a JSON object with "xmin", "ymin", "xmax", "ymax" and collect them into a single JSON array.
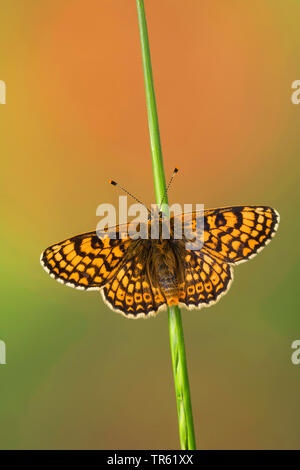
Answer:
[{"xmin": 0, "ymin": 0, "xmax": 300, "ymax": 449}]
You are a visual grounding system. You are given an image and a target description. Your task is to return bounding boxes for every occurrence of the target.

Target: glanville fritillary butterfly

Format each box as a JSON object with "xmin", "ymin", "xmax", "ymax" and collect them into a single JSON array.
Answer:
[{"xmin": 41, "ymin": 170, "xmax": 279, "ymax": 318}]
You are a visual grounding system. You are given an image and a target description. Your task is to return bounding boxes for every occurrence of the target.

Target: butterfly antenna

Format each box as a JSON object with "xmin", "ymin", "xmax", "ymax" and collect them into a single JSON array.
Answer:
[
  {"xmin": 108, "ymin": 180, "xmax": 151, "ymax": 214},
  {"xmin": 158, "ymin": 167, "xmax": 179, "ymax": 212}
]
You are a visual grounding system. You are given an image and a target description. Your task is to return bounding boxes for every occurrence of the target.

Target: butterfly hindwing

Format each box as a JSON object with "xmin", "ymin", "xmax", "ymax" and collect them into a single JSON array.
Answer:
[
  {"xmin": 172, "ymin": 205, "xmax": 279, "ymax": 264},
  {"xmin": 41, "ymin": 231, "xmax": 131, "ymax": 290}
]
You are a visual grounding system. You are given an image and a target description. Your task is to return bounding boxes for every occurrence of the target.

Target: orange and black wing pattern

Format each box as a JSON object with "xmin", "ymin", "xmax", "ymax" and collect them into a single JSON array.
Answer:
[
  {"xmin": 41, "ymin": 205, "xmax": 279, "ymax": 317},
  {"xmin": 178, "ymin": 251, "xmax": 233, "ymax": 308},
  {"xmin": 177, "ymin": 206, "xmax": 279, "ymax": 309},
  {"xmin": 41, "ymin": 229, "xmax": 166, "ymax": 318},
  {"xmin": 40, "ymin": 231, "xmax": 132, "ymax": 290}
]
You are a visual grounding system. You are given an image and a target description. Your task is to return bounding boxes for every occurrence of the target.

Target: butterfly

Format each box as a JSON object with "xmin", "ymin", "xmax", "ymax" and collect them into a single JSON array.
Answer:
[{"xmin": 41, "ymin": 203, "xmax": 279, "ymax": 318}]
